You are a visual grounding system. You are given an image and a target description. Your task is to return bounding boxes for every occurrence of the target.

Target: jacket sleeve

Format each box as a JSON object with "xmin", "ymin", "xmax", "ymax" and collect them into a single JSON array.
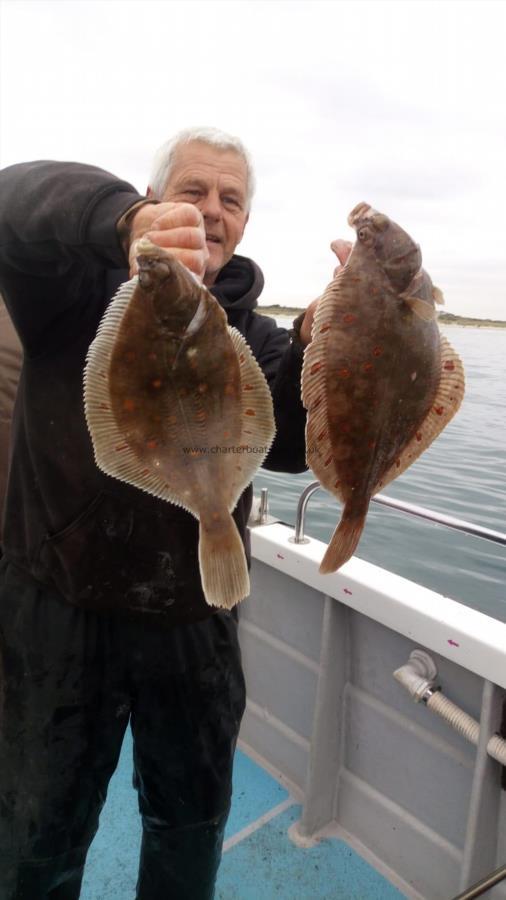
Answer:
[
  {"xmin": 253, "ymin": 316, "xmax": 308, "ymax": 474},
  {"xmin": 0, "ymin": 161, "xmax": 144, "ymax": 353}
]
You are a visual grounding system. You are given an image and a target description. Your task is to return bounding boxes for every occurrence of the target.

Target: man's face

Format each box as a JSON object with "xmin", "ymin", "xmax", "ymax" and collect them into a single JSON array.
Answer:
[{"xmin": 160, "ymin": 141, "xmax": 250, "ymax": 286}]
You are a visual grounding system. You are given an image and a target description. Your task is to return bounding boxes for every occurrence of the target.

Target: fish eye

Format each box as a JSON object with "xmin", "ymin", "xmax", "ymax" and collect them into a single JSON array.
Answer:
[{"xmin": 139, "ymin": 269, "xmax": 155, "ymax": 290}]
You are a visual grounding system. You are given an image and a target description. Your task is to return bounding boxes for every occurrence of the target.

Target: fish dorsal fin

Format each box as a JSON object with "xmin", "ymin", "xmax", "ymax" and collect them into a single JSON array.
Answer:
[
  {"xmin": 223, "ymin": 326, "xmax": 276, "ymax": 507},
  {"xmin": 301, "ymin": 277, "xmax": 346, "ymax": 501},
  {"xmin": 83, "ymin": 277, "xmax": 196, "ymax": 516},
  {"xmin": 372, "ymin": 332, "xmax": 465, "ymax": 493}
]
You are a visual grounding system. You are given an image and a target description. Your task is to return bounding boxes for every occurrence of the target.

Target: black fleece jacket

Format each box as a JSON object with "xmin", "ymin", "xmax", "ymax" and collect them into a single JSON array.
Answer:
[{"xmin": 0, "ymin": 161, "xmax": 307, "ymax": 623}]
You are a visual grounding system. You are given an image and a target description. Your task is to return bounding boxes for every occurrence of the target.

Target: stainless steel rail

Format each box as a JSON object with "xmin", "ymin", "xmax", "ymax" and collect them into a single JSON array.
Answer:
[
  {"xmin": 290, "ymin": 480, "xmax": 506, "ymax": 546},
  {"xmin": 450, "ymin": 863, "xmax": 506, "ymax": 899}
]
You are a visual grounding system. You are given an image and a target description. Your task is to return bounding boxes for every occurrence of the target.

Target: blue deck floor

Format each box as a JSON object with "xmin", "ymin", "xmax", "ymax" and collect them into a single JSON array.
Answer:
[{"xmin": 81, "ymin": 727, "xmax": 406, "ymax": 899}]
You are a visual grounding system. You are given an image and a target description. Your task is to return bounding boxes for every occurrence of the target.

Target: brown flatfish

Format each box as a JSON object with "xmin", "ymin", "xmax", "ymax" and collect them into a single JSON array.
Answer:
[
  {"xmin": 302, "ymin": 203, "xmax": 465, "ymax": 574},
  {"xmin": 84, "ymin": 239, "xmax": 275, "ymax": 608}
]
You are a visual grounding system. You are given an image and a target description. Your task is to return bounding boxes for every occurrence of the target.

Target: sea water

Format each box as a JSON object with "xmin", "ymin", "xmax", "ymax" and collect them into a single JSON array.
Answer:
[{"xmin": 254, "ymin": 321, "xmax": 506, "ymax": 622}]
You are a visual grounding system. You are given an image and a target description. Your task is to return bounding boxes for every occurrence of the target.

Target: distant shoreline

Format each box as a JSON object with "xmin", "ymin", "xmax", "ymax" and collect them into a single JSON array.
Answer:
[{"xmin": 257, "ymin": 306, "xmax": 506, "ymax": 328}]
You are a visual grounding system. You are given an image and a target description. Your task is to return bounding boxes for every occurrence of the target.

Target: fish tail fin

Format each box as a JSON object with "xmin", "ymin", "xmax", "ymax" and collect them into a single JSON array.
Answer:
[
  {"xmin": 319, "ymin": 501, "xmax": 368, "ymax": 574},
  {"xmin": 199, "ymin": 512, "xmax": 250, "ymax": 609}
]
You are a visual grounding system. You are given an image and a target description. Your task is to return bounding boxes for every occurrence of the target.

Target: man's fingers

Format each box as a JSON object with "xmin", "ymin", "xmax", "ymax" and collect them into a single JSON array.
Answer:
[
  {"xmin": 146, "ymin": 226, "xmax": 206, "ymax": 251},
  {"xmin": 128, "ymin": 199, "xmax": 208, "ymax": 281},
  {"xmin": 151, "ymin": 202, "xmax": 203, "ymax": 231}
]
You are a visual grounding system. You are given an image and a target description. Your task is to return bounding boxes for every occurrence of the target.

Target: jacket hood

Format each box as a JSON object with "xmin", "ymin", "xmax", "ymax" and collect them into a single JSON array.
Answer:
[{"xmin": 210, "ymin": 254, "xmax": 264, "ymax": 311}]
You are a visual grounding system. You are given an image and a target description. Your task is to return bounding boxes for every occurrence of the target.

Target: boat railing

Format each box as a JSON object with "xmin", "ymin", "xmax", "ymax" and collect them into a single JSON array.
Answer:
[
  {"xmin": 270, "ymin": 480, "xmax": 506, "ymax": 547},
  {"xmin": 450, "ymin": 862, "xmax": 506, "ymax": 899}
]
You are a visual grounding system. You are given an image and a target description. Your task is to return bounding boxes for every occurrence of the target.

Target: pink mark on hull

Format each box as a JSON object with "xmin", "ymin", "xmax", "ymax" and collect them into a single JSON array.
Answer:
[
  {"xmin": 448, "ymin": 639, "xmax": 460, "ymax": 647},
  {"xmin": 276, "ymin": 554, "xmax": 285, "ymax": 560},
  {"xmin": 343, "ymin": 588, "xmax": 353, "ymax": 595}
]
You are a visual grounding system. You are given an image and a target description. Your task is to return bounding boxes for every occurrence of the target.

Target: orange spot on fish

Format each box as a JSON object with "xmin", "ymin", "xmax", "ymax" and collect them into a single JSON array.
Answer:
[
  {"xmin": 146, "ymin": 440, "xmax": 158, "ymax": 450},
  {"xmin": 141, "ymin": 468, "xmax": 150, "ymax": 476},
  {"xmin": 338, "ymin": 367, "xmax": 351, "ymax": 378},
  {"xmin": 198, "ymin": 383, "xmax": 208, "ymax": 393},
  {"xmin": 223, "ymin": 431, "xmax": 231, "ymax": 439},
  {"xmin": 373, "ymin": 346, "xmax": 383, "ymax": 357},
  {"xmin": 416, "ymin": 432, "xmax": 422, "ymax": 441},
  {"xmin": 311, "ymin": 362, "xmax": 322, "ymax": 375},
  {"xmin": 151, "ymin": 379, "xmax": 162, "ymax": 389},
  {"xmin": 443, "ymin": 360, "xmax": 455, "ymax": 371},
  {"xmin": 320, "ymin": 324, "xmax": 331, "ymax": 333},
  {"xmin": 245, "ymin": 408, "xmax": 256, "ymax": 416},
  {"xmin": 434, "ymin": 406, "xmax": 445, "ymax": 416},
  {"xmin": 343, "ymin": 313, "xmax": 357, "ymax": 324},
  {"xmin": 244, "ymin": 383, "xmax": 254, "ymax": 391},
  {"xmin": 334, "ymin": 479, "xmax": 341, "ymax": 489},
  {"xmin": 363, "ymin": 362, "xmax": 373, "ymax": 373},
  {"xmin": 123, "ymin": 399, "xmax": 136, "ymax": 411}
]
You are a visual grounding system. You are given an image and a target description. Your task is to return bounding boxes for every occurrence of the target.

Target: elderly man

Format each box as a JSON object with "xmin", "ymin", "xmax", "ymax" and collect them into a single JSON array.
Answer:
[{"xmin": 0, "ymin": 127, "xmax": 330, "ymax": 899}]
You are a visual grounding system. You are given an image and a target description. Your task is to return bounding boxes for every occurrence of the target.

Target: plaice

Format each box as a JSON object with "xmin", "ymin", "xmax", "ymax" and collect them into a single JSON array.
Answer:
[
  {"xmin": 83, "ymin": 240, "xmax": 275, "ymax": 608},
  {"xmin": 302, "ymin": 203, "xmax": 465, "ymax": 574}
]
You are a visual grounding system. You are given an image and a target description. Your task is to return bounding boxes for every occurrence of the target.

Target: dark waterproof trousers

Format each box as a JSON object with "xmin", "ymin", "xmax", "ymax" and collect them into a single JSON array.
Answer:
[{"xmin": 0, "ymin": 560, "xmax": 246, "ymax": 900}]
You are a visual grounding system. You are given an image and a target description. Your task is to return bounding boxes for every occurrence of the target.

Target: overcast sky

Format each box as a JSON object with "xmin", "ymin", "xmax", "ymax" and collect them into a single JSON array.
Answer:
[{"xmin": 1, "ymin": 0, "xmax": 505, "ymax": 318}]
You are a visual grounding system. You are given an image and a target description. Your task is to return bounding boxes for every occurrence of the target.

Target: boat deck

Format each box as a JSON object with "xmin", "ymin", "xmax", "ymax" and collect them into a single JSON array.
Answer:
[{"xmin": 80, "ymin": 727, "xmax": 405, "ymax": 900}]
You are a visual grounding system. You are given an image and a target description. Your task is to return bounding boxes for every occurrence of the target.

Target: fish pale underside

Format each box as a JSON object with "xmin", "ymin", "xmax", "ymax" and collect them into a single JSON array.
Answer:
[
  {"xmin": 84, "ymin": 241, "xmax": 275, "ymax": 609},
  {"xmin": 302, "ymin": 202, "xmax": 465, "ymax": 574}
]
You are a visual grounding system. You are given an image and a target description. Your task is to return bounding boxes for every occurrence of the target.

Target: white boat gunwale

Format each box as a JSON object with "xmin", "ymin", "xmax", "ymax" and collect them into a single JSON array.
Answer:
[{"xmin": 249, "ymin": 521, "xmax": 506, "ymax": 691}]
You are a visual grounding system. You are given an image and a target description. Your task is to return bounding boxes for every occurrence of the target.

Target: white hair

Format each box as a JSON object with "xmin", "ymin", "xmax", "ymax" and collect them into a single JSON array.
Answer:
[{"xmin": 148, "ymin": 126, "xmax": 255, "ymax": 209}]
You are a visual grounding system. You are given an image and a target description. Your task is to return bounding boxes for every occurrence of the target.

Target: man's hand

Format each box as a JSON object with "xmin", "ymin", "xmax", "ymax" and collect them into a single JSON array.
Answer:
[
  {"xmin": 298, "ymin": 239, "xmax": 353, "ymax": 346},
  {"xmin": 128, "ymin": 202, "xmax": 209, "ymax": 281}
]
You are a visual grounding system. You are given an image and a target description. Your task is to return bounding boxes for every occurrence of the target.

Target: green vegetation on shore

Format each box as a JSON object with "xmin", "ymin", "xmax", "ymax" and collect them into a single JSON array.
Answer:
[
  {"xmin": 258, "ymin": 305, "xmax": 506, "ymax": 328},
  {"xmin": 437, "ymin": 312, "xmax": 506, "ymax": 328}
]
